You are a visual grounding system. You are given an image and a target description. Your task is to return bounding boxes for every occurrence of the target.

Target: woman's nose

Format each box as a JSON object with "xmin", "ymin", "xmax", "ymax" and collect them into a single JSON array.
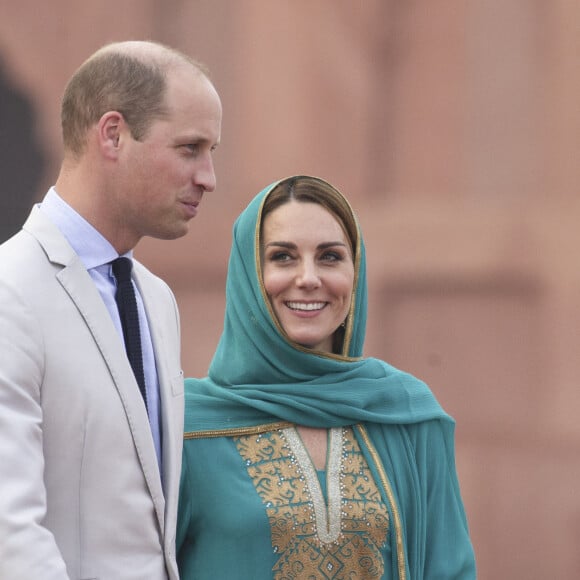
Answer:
[{"xmin": 296, "ymin": 261, "xmax": 321, "ymax": 288}]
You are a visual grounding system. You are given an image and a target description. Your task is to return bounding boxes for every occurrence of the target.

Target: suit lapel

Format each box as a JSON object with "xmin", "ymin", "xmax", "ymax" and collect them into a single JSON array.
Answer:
[
  {"xmin": 133, "ymin": 268, "xmax": 183, "ymax": 535},
  {"xmin": 25, "ymin": 208, "xmax": 166, "ymax": 531}
]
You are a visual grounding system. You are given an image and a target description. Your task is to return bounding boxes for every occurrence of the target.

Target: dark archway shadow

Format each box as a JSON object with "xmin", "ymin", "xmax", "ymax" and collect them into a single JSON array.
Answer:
[{"xmin": 0, "ymin": 51, "xmax": 46, "ymax": 242}]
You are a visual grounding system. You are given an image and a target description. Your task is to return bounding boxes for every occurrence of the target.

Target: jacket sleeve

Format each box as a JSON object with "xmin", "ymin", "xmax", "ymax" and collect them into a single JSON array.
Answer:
[{"xmin": 0, "ymin": 280, "xmax": 70, "ymax": 579}]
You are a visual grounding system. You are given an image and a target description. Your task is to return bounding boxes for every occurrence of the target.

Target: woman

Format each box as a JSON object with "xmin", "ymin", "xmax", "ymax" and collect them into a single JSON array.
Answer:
[{"xmin": 177, "ymin": 175, "xmax": 476, "ymax": 579}]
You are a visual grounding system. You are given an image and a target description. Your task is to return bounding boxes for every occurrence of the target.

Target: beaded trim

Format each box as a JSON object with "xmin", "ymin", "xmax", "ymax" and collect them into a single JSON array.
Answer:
[{"xmin": 281, "ymin": 427, "xmax": 344, "ymax": 544}]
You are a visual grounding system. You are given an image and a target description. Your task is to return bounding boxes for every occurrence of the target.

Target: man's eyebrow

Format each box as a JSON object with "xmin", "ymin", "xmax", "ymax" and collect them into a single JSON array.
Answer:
[{"xmin": 176, "ymin": 134, "xmax": 219, "ymax": 145}]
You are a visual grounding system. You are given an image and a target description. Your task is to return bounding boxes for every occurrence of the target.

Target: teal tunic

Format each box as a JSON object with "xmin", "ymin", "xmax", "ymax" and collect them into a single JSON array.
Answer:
[
  {"xmin": 178, "ymin": 176, "xmax": 476, "ymax": 579},
  {"xmin": 179, "ymin": 427, "xmax": 394, "ymax": 578}
]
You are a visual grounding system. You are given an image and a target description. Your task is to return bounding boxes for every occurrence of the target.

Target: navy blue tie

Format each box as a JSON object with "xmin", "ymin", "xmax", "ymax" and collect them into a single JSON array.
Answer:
[{"xmin": 112, "ymin": 257, "xmax": 148, "ymax": 411}]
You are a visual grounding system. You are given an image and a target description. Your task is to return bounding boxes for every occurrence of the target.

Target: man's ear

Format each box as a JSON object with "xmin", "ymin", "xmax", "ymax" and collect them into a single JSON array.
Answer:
[{"xmin": 98, "ymin": 111, "xmax": 125, "ymax": 159}]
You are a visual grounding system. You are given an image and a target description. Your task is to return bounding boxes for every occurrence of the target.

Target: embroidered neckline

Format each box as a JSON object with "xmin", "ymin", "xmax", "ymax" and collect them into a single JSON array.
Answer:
[
  {"xmin": 234, "ymin": 426, "xmax": 390, "ymax": 578},
  {"xmin": 281, "ymin": 427, "xmax": 344, "ymax": 544}
]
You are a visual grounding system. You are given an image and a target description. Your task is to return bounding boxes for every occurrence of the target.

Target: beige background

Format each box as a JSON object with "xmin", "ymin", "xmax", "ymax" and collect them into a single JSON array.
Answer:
[{"xmin": 1, "ymin": 1, "xmax": 579, "ymax": 577}]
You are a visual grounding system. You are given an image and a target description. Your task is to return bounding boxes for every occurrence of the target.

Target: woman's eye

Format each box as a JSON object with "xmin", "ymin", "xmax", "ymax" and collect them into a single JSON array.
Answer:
[
  {"xmin": 321, "ymin": 251, "xmax": 342, "ymax": 262},
  {"xmin": 270, "ymin": 251, "xmax": 292, "ymax": 262}
]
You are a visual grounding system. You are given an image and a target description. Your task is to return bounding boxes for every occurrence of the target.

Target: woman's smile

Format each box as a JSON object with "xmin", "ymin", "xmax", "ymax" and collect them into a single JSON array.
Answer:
[
  {"xmin": 285, "ymin": 301, "xmax": 327, "ymax": 312},
  {"xmin": 262, "ymin": 201, "xmax": 354, "ymax": 352}
]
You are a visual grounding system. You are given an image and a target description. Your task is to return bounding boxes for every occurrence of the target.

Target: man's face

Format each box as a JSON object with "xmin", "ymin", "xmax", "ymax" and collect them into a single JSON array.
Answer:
[{"xmin": 115, "ymin": 67, "xmax": 222, "ymax": 247}]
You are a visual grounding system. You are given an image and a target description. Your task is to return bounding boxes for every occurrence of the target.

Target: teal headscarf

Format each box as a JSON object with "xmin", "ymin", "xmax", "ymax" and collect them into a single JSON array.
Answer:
[{"xmin": 184, "ymin": 176, "xmax": 450, "ymax": 432}]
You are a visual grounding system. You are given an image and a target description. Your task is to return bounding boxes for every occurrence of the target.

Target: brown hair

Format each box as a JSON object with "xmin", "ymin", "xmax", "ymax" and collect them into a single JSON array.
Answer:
[
  {"xmin": 260, "ymin": 175, "xmax": 359, "ymax": 354},
  {"xmin": 261, "ymin": 175, "xmax": 358, "ymax": 257},
  {"xmin": 61, "ymin": 41, "xmax": 207, "ymax": 156}
]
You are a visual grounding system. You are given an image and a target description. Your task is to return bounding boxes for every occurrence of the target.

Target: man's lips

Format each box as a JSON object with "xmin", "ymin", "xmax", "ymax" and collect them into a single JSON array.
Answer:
[{"xmin": 181, "ymin": 200, "xmax": 199, "ymax": 218}]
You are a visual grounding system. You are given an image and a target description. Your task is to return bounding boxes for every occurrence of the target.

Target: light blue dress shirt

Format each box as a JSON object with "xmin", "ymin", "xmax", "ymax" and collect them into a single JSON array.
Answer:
[{"xmin": 39, "ymin": 187, "xmax": 163, "ymax": 470}]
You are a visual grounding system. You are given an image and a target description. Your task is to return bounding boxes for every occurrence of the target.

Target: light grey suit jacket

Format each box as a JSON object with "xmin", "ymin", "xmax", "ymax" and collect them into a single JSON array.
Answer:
[{"xmin": 0, "ymin": 207, "xmax": 184, "ymax": 579}]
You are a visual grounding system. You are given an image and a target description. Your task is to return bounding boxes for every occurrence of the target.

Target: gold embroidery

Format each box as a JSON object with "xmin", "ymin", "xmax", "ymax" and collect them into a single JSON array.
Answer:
[
  {"xmin": 184, "ymin": 421, "xmax": 293, "ymax": 439},
  {"xmin": 236, "ymin": 427, "xmax": 389, "ymax": 579},
  {"xmin": 355, "ymin": 424, "xmax": 406, "ymax": 580},
  {"xmin": 281, "ymin": 427, "xmax": 343, "ymax": 544}
]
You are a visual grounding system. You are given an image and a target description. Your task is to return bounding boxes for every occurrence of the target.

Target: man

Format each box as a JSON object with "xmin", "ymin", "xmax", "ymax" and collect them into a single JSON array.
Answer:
[{"xmin": 0, "ymin": 40, "xmax": 222, "ymax": 579}]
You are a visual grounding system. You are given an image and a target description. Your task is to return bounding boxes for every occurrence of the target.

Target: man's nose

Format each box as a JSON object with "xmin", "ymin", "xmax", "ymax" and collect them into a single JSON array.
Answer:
[{"xmin": 194, "ymin": 152, "xmax": 216, "ymax": 193}]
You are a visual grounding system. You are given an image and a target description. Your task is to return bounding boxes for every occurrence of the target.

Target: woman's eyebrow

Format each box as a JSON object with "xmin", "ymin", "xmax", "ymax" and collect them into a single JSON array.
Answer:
[
  {"xmin": 264, "ymin": 241, "xmax": 296, "ymax": 249},
  {"xmin": 317, "ymin": 241, "xmax": 348, "ymax": 249}
]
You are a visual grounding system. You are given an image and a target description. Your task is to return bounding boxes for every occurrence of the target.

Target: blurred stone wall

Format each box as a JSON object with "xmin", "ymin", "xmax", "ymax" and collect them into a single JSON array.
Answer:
[{"xmin": 1, "ymin": 1, "xmax": 579, "ymax": 577}]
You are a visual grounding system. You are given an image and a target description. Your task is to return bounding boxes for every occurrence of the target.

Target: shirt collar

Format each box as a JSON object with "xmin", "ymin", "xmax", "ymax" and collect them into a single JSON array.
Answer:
[{"xmin": 39, "ymin": 187, "xmax": 132, "ymax": 269}]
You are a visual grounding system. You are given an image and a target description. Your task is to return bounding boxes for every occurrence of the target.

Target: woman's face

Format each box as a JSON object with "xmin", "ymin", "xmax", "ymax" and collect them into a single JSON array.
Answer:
[{"xmin": 261, "ymin": 200, "xmax": 355, "ymax": 353}]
